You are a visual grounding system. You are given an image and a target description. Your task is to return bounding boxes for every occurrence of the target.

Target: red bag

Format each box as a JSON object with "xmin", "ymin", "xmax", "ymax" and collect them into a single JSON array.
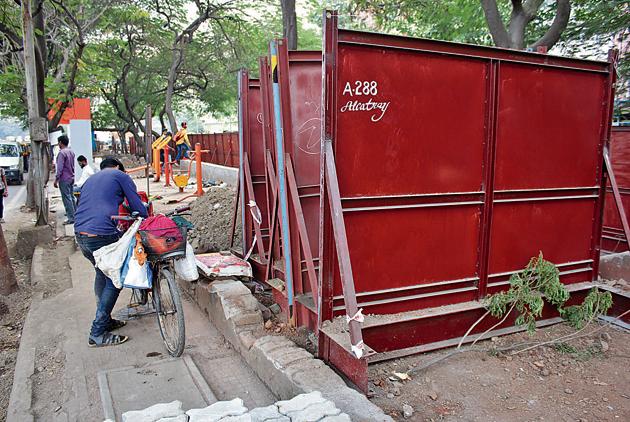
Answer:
[
  {"xmin": 138, "ymin": 215, "xmax": 185, "ymax": 256},
  {"xmin": 117, "ymin": 191, "xmax": 153, "ymax": 231}
]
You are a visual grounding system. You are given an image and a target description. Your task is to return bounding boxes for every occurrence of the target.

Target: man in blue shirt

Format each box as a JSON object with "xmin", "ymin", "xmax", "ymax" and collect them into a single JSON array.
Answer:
[{"xmin": 75, "ymin": 158, "xmax": 148, "ymax": 347}]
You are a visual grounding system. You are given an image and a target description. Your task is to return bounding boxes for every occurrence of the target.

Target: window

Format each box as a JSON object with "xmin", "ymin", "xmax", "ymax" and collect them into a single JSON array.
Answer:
[{"xmin": 0, "ymin": 144, "xmax": 19, "ymax": 157}]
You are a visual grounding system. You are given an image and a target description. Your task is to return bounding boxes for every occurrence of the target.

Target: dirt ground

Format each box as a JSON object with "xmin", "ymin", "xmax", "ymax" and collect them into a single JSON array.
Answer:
[
  {"xmin": 0, "ymin": 207, "xmax": 35, "ymax": 422},
  {"xmin": 369, "ymin": 323, "xmax": 630, "ymax": 421}
]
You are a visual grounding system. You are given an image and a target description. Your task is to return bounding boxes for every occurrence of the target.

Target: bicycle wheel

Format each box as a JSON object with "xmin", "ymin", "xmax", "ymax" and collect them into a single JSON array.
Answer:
[{"xmin": 153, "ymin": 265, "xmax": 186, "ymax": 356}]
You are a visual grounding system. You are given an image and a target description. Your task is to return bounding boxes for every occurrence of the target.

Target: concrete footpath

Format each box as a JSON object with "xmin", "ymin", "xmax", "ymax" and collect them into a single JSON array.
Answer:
[{"xmin": 7, "ymin": 239, "xmax": 275, "ymax": 421}]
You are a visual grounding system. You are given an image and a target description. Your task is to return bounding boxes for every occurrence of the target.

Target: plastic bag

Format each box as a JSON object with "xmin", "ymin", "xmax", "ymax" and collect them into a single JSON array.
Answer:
[
  {"xmin": 94, "ymin": 219, "xmax": 142, "ymax": 289},
  {"xmin": 174, "ymin": 243, "xmax": 199, "ymax": 282},
  {"xmin": 121, "ymin": 237, "xmax": 153, "ymax": 289}
]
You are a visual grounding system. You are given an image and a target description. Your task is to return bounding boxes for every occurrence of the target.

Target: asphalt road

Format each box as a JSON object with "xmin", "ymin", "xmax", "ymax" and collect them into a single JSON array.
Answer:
[{"xmin": 4, "ymin": 172, "xmax": 27, "ymax": 214}]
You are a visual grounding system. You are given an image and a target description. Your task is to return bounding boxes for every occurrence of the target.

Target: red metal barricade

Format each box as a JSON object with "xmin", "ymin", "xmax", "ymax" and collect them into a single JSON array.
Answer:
[
  {"xmin": 316, "ymin": 11, "xmax": 617, "ymax": 390},
  {"xmin": 237, "ymin": 74, "xmax": 270, "ymax": 262},
  {"xmin": 188, "ymin": 132, "xmax": 239, "ymax": 168},
  {"xmin": 237, "ymin": 47, "xmax": 323, "ymax": 329},
  {"xmin": 232, "ymin": 12, "xmax": 624, "ymax": 392},
  {"xmin": 602, "ymin": 127, "xmax": 630, "ymax": 253}
]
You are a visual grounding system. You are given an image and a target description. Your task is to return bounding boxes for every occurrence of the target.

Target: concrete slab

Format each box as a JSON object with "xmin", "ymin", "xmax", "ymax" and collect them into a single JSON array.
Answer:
[
  {"xmin": 8, "ymin": 224, "xmax": 275, "ymax": 421},
  {"xmin": 98, "ymin": 356, "xmax": 215, "ymax": 421}
]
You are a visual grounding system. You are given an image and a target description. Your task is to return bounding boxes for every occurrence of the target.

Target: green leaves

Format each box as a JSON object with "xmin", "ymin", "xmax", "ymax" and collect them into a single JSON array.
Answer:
[
  {"xmin": 485, "ymin": 253, "xmax": 612, "ymax": 335},
  {"xmin": 561, "ymin": 288, "xmax": 613, "ymax": 330}
]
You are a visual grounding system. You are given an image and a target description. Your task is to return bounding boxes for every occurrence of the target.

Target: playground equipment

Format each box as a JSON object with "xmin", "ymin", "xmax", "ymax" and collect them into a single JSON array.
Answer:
[
  {"xmin": 152, "ymin": 134, "xmax": 172, "ymax": 182},
  {"xmin": 155, "ymin": 142, "xmax": 209, "ymax": 201}
]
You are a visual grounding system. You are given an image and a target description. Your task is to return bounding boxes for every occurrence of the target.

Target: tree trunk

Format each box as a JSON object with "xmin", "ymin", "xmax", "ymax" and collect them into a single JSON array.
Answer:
[
  {"xmin": 159, "ymin": 107, "xmax": 167, "ymax": 133},
  {"xmin": 165, "ymin": 44, "xmax": 181, "ymax": 133},
  {"xmin": 164, "ymin": 6, "xmax": 215, "ymax": 133},
  {"xmin": 281, "ymin": 0, "xmax": 298, "ymax": 50},
  {"xmin": 481, "ymin": 0, "xmax": 571, "ymax": 51},
  {"xmin": 26, "ymin": 0, "xmax": 47, "ymax": 209},
  {"xmin": 0, "ymin": 226, "xmax": 17, "ymax": 295}
]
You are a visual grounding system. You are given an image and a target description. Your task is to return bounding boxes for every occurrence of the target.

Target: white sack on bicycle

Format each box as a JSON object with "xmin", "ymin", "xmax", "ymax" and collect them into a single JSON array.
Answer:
[
  {"xmin": 121, "ymin": 237, "xmax": 153, "ymax": 289},
  {"xmin": 174, "ymin": 242, "xmax": 199, "ymax": 282},
  {"xmin": 94, "ymin": 219, "xmax": 142, "ymax": 289}
]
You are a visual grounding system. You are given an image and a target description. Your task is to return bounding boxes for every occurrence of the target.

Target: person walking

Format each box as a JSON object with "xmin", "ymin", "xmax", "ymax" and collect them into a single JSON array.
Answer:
[
  {"xmin": 74, "ymin": 158, "xmax": 148, "ymax": 347},
  {"xmin": 0, "ymin": 167, "xmax": 7, "ymax": 223},
  {"xmin": 173, "ymin": 122, "xmax": 191, "ymax": 164},
  {"xmin": 54, "ymin": 135, "xmax": 76, "ymax": 224}
]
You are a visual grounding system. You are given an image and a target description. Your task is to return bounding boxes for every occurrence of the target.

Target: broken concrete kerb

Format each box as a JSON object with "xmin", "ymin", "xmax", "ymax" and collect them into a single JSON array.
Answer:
[{"xmin": 179, "ymin": 278, "xmax": 393, "ymax": 422}]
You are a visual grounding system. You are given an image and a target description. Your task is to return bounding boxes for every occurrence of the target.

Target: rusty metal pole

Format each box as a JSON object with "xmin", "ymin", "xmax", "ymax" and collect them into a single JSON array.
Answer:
[
  {"xmin": 195, "ymin": 143, "xmax": 204, "ymax": 196},
  {"xmin": 0, "ymin": 225, "xmax": 17, "ymax": 295},
  {"xmin": 164, "ymin": 145, "xmax": 171, "ymax": 187}
]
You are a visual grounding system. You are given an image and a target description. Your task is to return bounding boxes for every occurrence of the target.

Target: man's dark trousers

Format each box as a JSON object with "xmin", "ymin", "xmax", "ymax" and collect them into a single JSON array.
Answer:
[
  {"xmin": 60, "ymin": 180, "xmax": 75, "ymax": 222},
  {"xmin": 75, "ymin": 233, "xmax": 121, "ymax": 339}
]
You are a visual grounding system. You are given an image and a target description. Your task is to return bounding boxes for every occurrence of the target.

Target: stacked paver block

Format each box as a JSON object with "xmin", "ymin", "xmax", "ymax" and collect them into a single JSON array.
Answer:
[{"xmin": 121, "ymin": 392, "xmax": 352, "ymax": 421}]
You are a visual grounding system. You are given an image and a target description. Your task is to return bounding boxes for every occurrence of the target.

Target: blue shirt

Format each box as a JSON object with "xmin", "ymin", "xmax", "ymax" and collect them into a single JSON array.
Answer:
[{"xmin": 74, "ymin": 169, "xmax": 148, "ymax": 235}]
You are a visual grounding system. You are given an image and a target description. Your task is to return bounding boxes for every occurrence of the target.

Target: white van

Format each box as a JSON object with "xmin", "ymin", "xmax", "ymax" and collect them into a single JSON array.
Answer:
[{"xmin": 0, "ymin": 140, "xmax": 24, "ymax": 184}]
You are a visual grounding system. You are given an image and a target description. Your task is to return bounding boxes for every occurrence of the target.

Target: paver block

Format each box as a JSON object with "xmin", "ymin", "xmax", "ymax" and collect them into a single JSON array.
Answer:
[
  {"xmin": 156, "ymin": 415, "xmax": 189, "ymax": 422},
  {"xmin": 254, "ymin": 337, "xmax": 294, "ymax": 354},
  {"xmin": 218, "ymin": 415, "xmax": 253, "ymax": 422},
  {"xmin": 222, "ymin": 295, "xmax": 261, "ymax": 319},
  {"xmin": 187, "ymin": 398, "xmax": 248, "ymax": 422},
  {"xmin": 276, "ymin": 392, "xmax": 326, "ymax": 414},
  {"xmin": 285, "ymin": 400, "xmax": 341, "ymax": 421},
  {"xmin": 320, "ymin": 414, "xmax": 352, "ymax": 422},
  {"xmin": 238, "ymin": 330, "xmax": 257, "ymax": 350},
  {"xmin": 269, "ymin": 349, "xmax": 313, "ymax": 369},
  {"xmin": 121, "ymin": 400, "xmax": 184, "ymax": 422},
  {"xmin": 232, "ymin": 312, "xmax": 263, "ymax": 327},
  {"xmin": 248, "ymin": 405, "xmax": 285, "ymax": 422},
  {"xmin": 210, "ymin": 280, "xmax": 251, "ymax": 298}
]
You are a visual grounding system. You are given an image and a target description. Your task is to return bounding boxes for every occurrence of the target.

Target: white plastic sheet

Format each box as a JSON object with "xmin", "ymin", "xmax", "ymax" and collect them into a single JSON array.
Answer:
[
  {"xmin": 174, "ymin": 242, "xmax": 199, "ymax": 282},
  {"xmin": 94, "ymin": 219, "xmax": 142, "ymax": 289}
]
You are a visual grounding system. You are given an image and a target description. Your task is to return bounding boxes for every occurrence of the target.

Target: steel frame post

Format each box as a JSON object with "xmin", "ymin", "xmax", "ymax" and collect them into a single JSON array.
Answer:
[
  {"xmin": 324, "ymin": 141, "xmax": 364, "ymax": 356},
  {"xmin": 319, "ymin": 10, "xmax": 338, "ymax": 337},
  {"xmin": 286, "ymin": 154, "xmax": 320, "ymax": 308},
  {"xmin": 270, "ymin": 39, "xmax": 295, "ymax": 312},
  {"xmin": 477, "ymin": 60, "xmax": 499, "ymax": 299},
  {"xmin": 591, "ymin": 49, "xmax": 620, "ymax": 276},
  {"xmin": 244, "ymin": 153, "xmax": 268, "ymax": 261},
  {"xmin": 603, "ymin": 147, "xmax": 630, "ymax": 250},
  {"xmin": 264, "ymin": 150, "xmax": 281, "ymax": 282},
  {"xmin": 238, "ymin": 70, "xmax": 248, "ymax": 256}
]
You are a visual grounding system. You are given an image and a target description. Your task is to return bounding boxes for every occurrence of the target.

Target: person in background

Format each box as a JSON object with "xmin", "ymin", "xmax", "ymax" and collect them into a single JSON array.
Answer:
[
  {"xmin": 74, "ymin": 157, "xmax": 148, "ymax": 347},
  {"xmin": 0, "ymin": 167, "xmax": 8, "ymax": 223},
  {"xmin": 75, "ymin": 155, "xmax": 96, "ymax": 188},
  {"xmin": 54, "ymin": 135, "xmax": 76, "ymax": 224},
  {"xmin": 22, "ymin": 144, "xmax": 30, "ymax": 173},
  {"xmin": 173, "ymin": 121, "xmax": 190, "ymax": 164}
]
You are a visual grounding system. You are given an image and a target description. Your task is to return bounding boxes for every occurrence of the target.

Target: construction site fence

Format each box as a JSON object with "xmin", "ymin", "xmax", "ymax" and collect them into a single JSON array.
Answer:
[{"xmin": 188, "ymin": 132, "xmax": 239, "ymax": 168}]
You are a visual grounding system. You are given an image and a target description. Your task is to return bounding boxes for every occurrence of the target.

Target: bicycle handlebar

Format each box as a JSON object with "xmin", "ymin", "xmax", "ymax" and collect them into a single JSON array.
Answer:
[
  {"xmin": 111, "ymin": 215, "xmax": 136, "ymax": 221},
  {"xmin": 166, "ymin": 205, "xmax": 191, "ymax": 216},
  {"xmin": 112, "ymin": 205, "xmax": 191, "ymax": 222}
]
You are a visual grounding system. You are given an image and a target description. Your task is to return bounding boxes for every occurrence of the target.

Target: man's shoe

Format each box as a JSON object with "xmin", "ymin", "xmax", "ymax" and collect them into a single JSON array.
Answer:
[
  {"xmin": 63, "ymin": 220, "xmax": 74, "ymax": 225},
  {"xmin": 88, "ymin": 332, "xmax": 129, "ymax": 347},
  {"xmin": 0, "ymin": 218, "xmax": 5, "ymax": 223}
]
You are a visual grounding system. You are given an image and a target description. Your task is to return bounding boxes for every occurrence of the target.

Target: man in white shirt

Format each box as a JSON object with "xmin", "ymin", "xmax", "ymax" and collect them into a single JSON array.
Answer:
[
  {"xmin": 73, "ymin": 155, "xmax": 96, "ymax": 206},
  {"xmin": 75, "ymin": 155, "xmax": 96, "ymax": 188}
]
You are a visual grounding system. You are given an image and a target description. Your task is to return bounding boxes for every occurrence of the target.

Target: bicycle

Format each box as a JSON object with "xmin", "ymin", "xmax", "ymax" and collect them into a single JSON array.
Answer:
[{"xmin": 112, "ymin": 205, "xmax": 191, "ymax": 357}]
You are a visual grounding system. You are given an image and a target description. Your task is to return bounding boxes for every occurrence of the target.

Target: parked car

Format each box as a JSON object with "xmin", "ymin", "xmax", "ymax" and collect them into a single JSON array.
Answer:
[{"xmin": 0, "ymin": 140, "xmax": 24, "ymax": 184}]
